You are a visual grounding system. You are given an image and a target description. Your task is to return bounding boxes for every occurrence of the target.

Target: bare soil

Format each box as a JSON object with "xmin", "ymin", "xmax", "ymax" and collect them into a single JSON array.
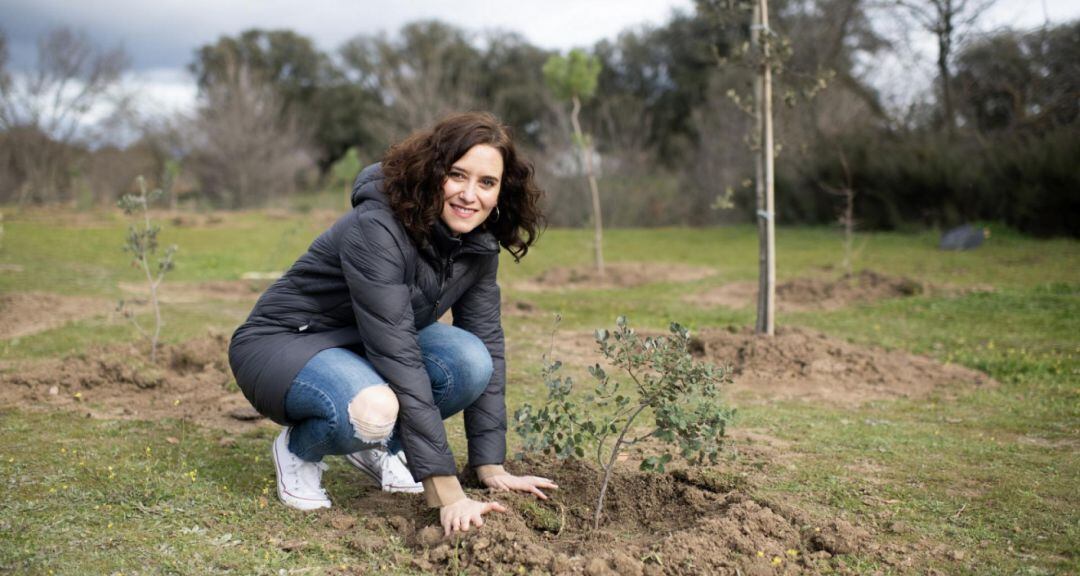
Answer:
[
  {"xmin": 342, "ymin": 454, "xmax": 879, "ymax": 575},
  {"xmin": 687, "ymin": 269, "xmax": 990, "ymax": 312},
  {"xmin": 0, "ymin": 292, "xmax": 111, "ymax": 340},
  {"xmin": 690, "ymin": 325, "xmax": 997, "ymax": 405},
  {"xmin": 0, "ymin": 330, "xmax": 268, "ymax": 434},
  {"xmin": 118, "ymin": 279, "xmax": 272, "ymax": 304},
  {"xmin": 553, "ymin": 325, "xmax": 996, "ymax": 407},
  {"xmin": 0, "ymin": 325, "xmax": 965, "ymax": 572},
  {"xmin": 515, "ymin": 263, "xmax": 716, "ymax": 292}
]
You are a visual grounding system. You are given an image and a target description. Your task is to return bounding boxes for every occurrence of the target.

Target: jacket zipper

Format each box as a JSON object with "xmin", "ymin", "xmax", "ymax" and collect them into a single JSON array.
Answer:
[{"xmin": 432, "ymin": 254, "xmax": 454, "ymax": 322}]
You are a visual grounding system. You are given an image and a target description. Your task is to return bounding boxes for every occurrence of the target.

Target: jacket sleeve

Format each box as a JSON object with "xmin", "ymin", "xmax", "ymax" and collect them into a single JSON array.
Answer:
[
  {"xmin": 339, "ymin": 211, "xmax": 457, "ymax": 480},
  {"xmin": 451, "ymin": 252, "xmax": 507, "ymax": 467}
]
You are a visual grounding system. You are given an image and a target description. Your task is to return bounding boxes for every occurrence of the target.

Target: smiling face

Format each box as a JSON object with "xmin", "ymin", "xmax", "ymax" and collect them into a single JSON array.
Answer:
[{"xmin": 440, "ymin": 144, "xmax": 504, "ymax": 235}]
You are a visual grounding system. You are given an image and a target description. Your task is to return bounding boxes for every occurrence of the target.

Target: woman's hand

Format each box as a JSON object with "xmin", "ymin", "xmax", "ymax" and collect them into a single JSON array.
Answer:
[
  {"xmin": 482, "ymin": 473, "xmax": 559, "ymax": 500},
  {"xmin": 440, "ymin": 497, "xmax": 507, "ymax": 537}
]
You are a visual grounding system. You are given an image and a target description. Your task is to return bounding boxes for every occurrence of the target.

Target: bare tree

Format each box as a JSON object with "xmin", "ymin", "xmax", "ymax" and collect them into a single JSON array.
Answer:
[
  {"xmin": 189, "ymin": 57, "xmax": 313, "ymax": 208},
  {"xmin": 893, "ymin": 0, "xmax": 997, "ymax": 132},
  {"xmin": 0, "ymin": 27, "xmax": 129, "ymax": 203},
  {"xmin": 819, "ymin": 147, "xmax": 859, "ymax": 275},
  {"xmin": 339, "ymin": 21, "xmax": 482, "ymax": 144},
  {"xmin": 0, "ymin": 32, "xmax": 10, "ymax": 95}
]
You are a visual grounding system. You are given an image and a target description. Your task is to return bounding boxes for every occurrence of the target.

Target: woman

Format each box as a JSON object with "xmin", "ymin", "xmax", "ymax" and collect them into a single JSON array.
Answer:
[{"xmin": 229, "ymin": 112, "xmax": 555, "ymax": 536}]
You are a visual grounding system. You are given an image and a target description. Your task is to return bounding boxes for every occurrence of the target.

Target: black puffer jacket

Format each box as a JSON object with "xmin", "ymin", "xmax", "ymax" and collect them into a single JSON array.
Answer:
[{"xmin": 228, "ymin": 163, "xmax": 506, "ymax": 480}]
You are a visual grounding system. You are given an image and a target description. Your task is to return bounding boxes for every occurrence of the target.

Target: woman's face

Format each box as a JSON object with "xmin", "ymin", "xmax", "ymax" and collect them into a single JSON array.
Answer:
[{"xmin": 440, "ymin": 144, "xmax": 503, "ymax": 236}]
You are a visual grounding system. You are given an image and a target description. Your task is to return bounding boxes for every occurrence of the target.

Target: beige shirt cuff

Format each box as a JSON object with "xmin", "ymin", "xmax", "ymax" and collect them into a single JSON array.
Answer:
[
  {"xmin": 421, "ymin": 475, "xmax": 467, "ymax": 508},
  {"xmin": 474, "ymin": 464, "xmax": 508, "ymax": 482}
]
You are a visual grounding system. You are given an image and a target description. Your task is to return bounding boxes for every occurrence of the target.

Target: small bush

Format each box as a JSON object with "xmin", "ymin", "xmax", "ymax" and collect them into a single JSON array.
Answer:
[{"xmin": 515, "ymin": 315, "xmax": 734, "ymax": 528}]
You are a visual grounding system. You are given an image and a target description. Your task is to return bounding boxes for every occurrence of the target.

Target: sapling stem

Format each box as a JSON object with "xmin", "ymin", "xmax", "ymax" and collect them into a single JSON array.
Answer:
[
  {"xmin": 120, "ymin": 176, "xmax": 175, "ymax": 364},
  {"xmin": 594, "ymin": 402, "xmax": 649, "ymax": 530}
]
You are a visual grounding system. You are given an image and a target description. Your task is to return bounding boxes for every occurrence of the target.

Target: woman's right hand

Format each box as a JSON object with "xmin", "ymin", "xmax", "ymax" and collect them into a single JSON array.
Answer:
[{"xmin": 440, "ymin": 497, "xmax": 507, "ymax": 537}]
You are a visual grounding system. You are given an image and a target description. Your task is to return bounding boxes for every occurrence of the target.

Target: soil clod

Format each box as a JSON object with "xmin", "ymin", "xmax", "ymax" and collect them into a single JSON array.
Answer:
[{"xmin": 387, "ymin": 456, "xmax": 880, "ymax": 575}]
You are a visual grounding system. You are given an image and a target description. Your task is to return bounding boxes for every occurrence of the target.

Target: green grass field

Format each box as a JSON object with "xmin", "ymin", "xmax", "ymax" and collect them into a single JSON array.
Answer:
[{"xmin": 1, "ymin": 208, "xmax": 1077, "ymax": 575}]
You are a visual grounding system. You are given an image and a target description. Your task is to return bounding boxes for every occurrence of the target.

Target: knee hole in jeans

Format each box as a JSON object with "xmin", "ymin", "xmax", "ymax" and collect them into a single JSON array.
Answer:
[{"xmin": 347, "ymin": 385, "xmax": 398, "ymax": 443}]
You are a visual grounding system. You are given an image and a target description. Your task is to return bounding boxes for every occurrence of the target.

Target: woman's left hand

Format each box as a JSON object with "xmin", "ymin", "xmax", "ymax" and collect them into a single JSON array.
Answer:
[{"xmin": 482, "ymin": 473, "xmax": 559, "ymax": 500}]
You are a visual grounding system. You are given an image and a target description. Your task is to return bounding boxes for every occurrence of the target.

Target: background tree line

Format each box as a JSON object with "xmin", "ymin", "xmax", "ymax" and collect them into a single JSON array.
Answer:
[{"xmin": 0, "ymin": 0, "xmax": 1076, "ymax": 236}]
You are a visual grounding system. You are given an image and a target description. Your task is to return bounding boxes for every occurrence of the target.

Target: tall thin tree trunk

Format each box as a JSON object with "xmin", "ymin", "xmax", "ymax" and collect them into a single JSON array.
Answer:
[
  {"xmin": 754, "ymin": 0, "xmax": 776, "ymax": 336},
  {"xmin": 837, "ymin": 147, "xmax": 855, "ymax": 276},
  {"xmin": 752, "ymin": 4, "xmax": 767, "ymax": 333},
  {"xmin": 570, "ymin": 95, "xmax": 604, "ymax": 277},
  {"xmin": 937, "ymin": 0, "xmax": 956, "ymax": 133}
]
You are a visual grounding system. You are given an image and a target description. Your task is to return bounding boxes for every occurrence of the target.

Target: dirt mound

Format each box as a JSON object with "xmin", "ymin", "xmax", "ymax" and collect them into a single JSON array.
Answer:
[
  {"xmin": 515, "ymin": 262, "xmax": 716, "ymax": 292},
  {"xmin": 551, "ymin": 325, "xmax": 995, "ymax": 407},
  {"xmin": 0, "ymin": 330, "xmax": 267, "ymax": 433},
  {"xmin": 688, "ymin": 270, "xmax": 927, "ymax": 312},
  {"xmin": 118, "ymin": 279, "xmax": 272, "ymax": 304},
  {"xmin": 689, "ymin": 325, "xmax": 996, "ymax": 405},
  {"xmin": 377, "ymin": 456, "xmax": 873, "ymax": 575},
  {"xmin": 0, "ymin": 292, "xmax": 111, "ymax": 340}
]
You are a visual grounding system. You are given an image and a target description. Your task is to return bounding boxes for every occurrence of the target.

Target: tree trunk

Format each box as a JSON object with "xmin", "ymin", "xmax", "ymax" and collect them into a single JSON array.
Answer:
[
  {"xmin": 937, "ymin": 5, "xmax": 956, "ymax": 133},
  {"xmin": 754, "ymin": 0, "xmax": 776, "ymax": 336},
  {"xmin": 570, "ymin": 95, "xmax": 605, "ymax": 277}
]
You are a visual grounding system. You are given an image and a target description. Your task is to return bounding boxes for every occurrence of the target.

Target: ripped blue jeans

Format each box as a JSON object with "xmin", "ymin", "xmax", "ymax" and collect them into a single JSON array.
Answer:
[{"xmin": 283, "ymin": 322, "xmax": 492, "ymax": 462}]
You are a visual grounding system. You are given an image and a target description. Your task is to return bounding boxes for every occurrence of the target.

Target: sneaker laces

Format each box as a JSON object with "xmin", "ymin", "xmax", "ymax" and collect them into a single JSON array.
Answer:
[
  {"xmin": 290, "ymin": 459, "xmax": 329, "ymax": 499},
  {"xmin": 381, "ymin": 451, "xmax": 416, "ymax": 486}
]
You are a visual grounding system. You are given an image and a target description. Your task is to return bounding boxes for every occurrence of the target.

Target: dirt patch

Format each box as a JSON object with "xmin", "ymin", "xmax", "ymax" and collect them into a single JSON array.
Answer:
[
  {"xmin": 515, "ymin": 262, "xmax": 716, "ymax": 292},
  {"xmin": 167, "ymin": 212, "xmax": 225, "ymax": 227},
  {"xmin": 553, "ymin": 325, "xmax": 995, "ymax": 407},
  {"xmin": 695, "ymin": 325, "xmax": 996, "ymax": 405},
  {"xmin": 502, "ymin": 297, "xmax": 543, "ymax": 317},
  {"xmin": 0, "ymin": 330, "xmax": 269, "ymax": 433},
  {"xmin": 118, "ymin": 279, "xmax": 272, "ymax": 304},
  {"xmin": 357, "ymin": 455, "xmax": 875, "ymax": 575},
  {"xmin": 0, "ymin": 292, "xmax": 111, "ymax": 340},
  {"xmin": 686, "ymin": 269, "xmax": 988, "ymax": 312}
]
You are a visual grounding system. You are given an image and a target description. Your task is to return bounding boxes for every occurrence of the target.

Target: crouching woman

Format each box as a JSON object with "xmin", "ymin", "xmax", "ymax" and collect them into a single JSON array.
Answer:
[{"xmin": 228, "ymin": 112, "xmax": 555, "ymax": 535}]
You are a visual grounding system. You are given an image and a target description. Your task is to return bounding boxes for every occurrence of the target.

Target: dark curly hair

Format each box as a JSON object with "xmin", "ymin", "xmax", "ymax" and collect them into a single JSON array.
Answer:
[{"xmin": 381, "ymin": 112, "xmax": 546, "ymax": 262}]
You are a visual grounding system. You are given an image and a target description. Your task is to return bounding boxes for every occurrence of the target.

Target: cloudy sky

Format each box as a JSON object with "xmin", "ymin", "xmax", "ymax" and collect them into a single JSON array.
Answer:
[{"xmin": 3, "ymin": 0, "xmax": 1077, "ymax": 119}]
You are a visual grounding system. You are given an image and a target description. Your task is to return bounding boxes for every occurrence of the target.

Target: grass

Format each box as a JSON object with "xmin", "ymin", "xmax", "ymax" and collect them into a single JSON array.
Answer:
[
  {"xmin": 0, "ymin": 414, "xmax": 419, "ymax": 575},
  {"xmin": 0, "ymin": 206, "xmax": 1077, "ymax": 574}
]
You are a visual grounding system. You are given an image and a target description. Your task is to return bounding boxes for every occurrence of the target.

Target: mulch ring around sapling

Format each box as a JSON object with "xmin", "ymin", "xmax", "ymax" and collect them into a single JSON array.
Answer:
[{"xmin": 389, "ymin": 455, "xmax": 878, "ymax": 575}]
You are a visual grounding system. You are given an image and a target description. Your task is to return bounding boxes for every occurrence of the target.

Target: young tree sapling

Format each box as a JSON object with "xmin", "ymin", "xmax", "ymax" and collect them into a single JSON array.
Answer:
[
  {"xmin": 117, "ymin": 176, "xmax": 176, "ymax": 363},
  {"xmin": 516, "ymin": 316, "xmax": 734, "ymax": 529}
]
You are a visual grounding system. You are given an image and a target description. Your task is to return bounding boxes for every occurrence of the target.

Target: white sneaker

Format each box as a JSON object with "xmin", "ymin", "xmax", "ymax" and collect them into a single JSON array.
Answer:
[
  {"xmin": 345, "ymin": 448, "xmax": 424, "ymax": 493},
  {"xmin": 272, "ymin": 428, "xmax": 331, "ymax": 511}
]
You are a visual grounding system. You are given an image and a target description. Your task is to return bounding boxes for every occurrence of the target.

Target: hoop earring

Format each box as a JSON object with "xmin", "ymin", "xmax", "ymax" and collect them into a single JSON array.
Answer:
[{"xmin": 491, "ymin": 206, "xmax": 501, "ymax": 223}]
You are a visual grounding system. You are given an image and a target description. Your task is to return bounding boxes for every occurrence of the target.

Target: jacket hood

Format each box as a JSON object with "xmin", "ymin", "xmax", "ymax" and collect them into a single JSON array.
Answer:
[
  {"xmin": 351, "ymin": 162, "xmax": 389, "ymax": 208},
  {"xmin": 350, "ymin": 162, "xmax": 499, "ymax": 257}
]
